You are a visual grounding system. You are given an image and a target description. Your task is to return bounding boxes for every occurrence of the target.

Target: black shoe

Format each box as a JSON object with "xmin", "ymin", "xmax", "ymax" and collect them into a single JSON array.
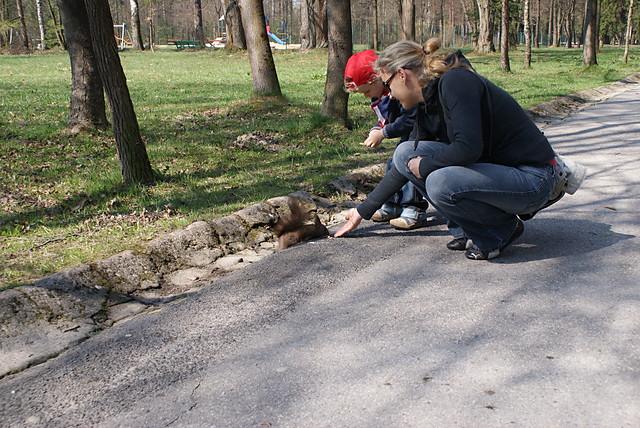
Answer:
[
  {"xmin": 465, "ymin": 219, "xmax": 524, "ymax": 260},
  {"xmin": 519, "ymin": 192, "xmax": 565, "ymax": 221},
  {"xmin": 446, "ymin": 237, "xmax": 473, "ymax": 251}
]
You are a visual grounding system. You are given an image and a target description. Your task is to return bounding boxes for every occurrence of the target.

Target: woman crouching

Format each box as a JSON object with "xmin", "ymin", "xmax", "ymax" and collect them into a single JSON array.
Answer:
[{"xmin": 334, "ymin": 39, "xmax": 561, "ymax": 261}]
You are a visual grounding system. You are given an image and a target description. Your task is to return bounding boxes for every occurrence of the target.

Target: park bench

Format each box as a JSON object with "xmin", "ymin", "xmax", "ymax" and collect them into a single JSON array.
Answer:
[{"xmin": 167, "ymin": 39, "xmax": 203, "ymax": 49}]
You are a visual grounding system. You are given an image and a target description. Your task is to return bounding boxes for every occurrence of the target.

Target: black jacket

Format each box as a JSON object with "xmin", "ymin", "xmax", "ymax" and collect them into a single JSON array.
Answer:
[{"xmin": 358, "ymin": 67, "xmax": 555, "ymax": 220}]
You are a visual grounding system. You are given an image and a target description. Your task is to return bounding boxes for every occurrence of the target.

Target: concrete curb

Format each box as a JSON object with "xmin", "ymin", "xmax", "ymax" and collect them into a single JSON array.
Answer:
[{"xmin": 1, "ymin": 73, "xmax": 639, "ymax": 379}]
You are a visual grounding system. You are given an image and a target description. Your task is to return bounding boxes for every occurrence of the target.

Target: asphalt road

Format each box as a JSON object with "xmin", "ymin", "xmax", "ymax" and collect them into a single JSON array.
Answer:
[{"xmin": 1, "ymin": 84, "xmax": 639, "ymax": 427}]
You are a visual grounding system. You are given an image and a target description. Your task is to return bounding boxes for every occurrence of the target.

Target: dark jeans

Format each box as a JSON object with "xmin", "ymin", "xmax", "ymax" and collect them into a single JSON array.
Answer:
[{"xmin": 393, "ymin": 141, "xmax": 559, "ymax": 251}]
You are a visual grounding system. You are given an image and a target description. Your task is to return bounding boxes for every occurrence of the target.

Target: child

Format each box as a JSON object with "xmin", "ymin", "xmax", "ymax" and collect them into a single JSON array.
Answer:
[{"xmin": 344, "ymin": 50, "xmax": 429, "ymax": 230}]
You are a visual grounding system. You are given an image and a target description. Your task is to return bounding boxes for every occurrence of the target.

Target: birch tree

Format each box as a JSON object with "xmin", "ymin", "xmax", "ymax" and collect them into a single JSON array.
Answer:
[
  {"xmin": 36, "ymin": 0, "xmax": 47, "ymax": 49},
  {"xmin": 524, "ymin": 0, "xmax": 532, "ymax": 68},
  {"xmin": 623, "ymin": 0, "xmax": 635, "ymax": 63}
]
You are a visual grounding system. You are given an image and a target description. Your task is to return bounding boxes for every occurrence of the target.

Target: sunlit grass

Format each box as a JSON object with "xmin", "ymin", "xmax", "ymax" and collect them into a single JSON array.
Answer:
[{"xmin": 1, "ymin": 45, "xmax": 639, "ymax": 287}]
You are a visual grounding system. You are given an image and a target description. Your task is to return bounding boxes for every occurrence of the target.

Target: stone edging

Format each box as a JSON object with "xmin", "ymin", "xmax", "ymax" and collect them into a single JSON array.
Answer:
[{"xmin": 1, "ymin": 73, "xmax": 639, "ymax": 379}]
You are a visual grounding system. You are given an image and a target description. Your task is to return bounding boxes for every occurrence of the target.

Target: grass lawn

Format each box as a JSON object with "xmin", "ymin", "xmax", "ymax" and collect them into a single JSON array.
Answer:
[{"xmin": 1, "ymin": 45, "xmax": 639, "ymax": 288}]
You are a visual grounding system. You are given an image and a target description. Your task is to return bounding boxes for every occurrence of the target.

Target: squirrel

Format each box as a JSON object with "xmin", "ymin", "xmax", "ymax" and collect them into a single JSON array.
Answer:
[{"xmin": 274, "ymin": 199, "xmax": 329, "ymax": 250}]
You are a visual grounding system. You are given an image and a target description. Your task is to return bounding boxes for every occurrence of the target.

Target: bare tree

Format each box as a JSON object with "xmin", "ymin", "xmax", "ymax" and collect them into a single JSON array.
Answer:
[
  {"xmin": 57, "ymin": 0, "xmax": 108, "ymax": 133},
  {"xmin": 47, "ymin": 0, "xmax": 67, "ymax": 48},
  {"xmin": 534, "ymin": 0, "xmax": 540, "ymax": 47},
  {"xmin": 475, "ymin": 0, "xmax": 494, "ymax": 53},
  {"xmin": 315, "ymin": 0, "xmax": 328, "ymax": 48},
  {"xmin": 84, "ymin": 0, "xmax": 155, "ymax": 184},
  {"xmin": 321, "ymin": 0, "xmax": 352, "ymax": 127},
  {"xmin": 500, "ymin": 0, "xmax": 510, "ymax": 71},
  {"xmin": 129, "ymin": 0, "xmax": 144, "ymax": 50},
  {"xmin": 582, "ymin": 0, "xmax": 598, "ymax": 66},
  {"xmin": 372, "ymin": 0, "xmax": 379, "ymax": 50},
  {"xmin": 565, "ymin": 0, "xmax": 577, "ymax": 48},
  {"xmin": 300, "ymin": 0, "xmax": 315, "ymax": 50},
  {"xmin": 524, "ymin": 0, "xmax": 532, "ymax": 68},
  {"xmin": 400, "ymin": 0, "xmax": 415, "ymax": 41},
  {"xmin": 15, "ymin": 0, "xmax": 30, "ymax": 51},
  {"xmin": 623, "ymin": 0, "xmax": 635, "ymax": 63},
  {"xmin": 239, "ymin": 0, "xmax": 282, "ymax": 95},
  {"xmin": 194, "ymin": 0, "xmax": 205, "ymax": 46},
  {"xmin": 225, "ymin": 0, "xmax": 247, "ymax": 50}
]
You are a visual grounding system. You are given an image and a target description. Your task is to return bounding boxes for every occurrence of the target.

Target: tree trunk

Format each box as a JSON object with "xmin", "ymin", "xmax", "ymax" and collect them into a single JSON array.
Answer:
[
  {"xmin": 83, "ymin": 0, "xmax": 155, "ymax": 184},
  {"xmin": 548, "ymin": 0, "xmax": 555, "ymax": 47},
  {"xmin": 314, "ymin": 0, "xmax": 327, "ymax": 48},
  {"xmin": 623, "ymin": 0, "xmax": 634, "ymax": 63},
  {"xmin": 582, "ymin": 0, "xmax": 598, "ymax": 66},
  {"xmin": 16, "ymin": 0, "xmax": 30, "ymax": 51},
  {"xmin": 475, "ymin": 0, "xmax": 494, "ymax": 53},
  {"xmin": 524, "ymin": 0, "xmax": 532, "ymax": 68},
  {"xmin": 372, "ymin": 0, "xmax": 379, "ymax": 50},
  {"xmin": 194, "ymin": 0, "xmax": 206, "ymax": 46},
  {"xmin": 57, "ymin": 0, "xmax": 108, "ymax": 132},
  {"xmin": 47, "ymin": 0, "xmax": 67, "ymax": 49},
  {"xmin": 566, "ymin": 0, "xmax": 577, "ymax": 48},
  {"xmin": 500, "ymin": 0, "xmax": 510, "ymax": 72},
  {"xmin": 36, "ymin": 0, "xmax": 47, "ymax": 49},
  {"xmin": 129, "ymin": 0, "xmax": 144, "ymax": 50},
  {"xmin": 239, "ymin": 0, "xmax": 282, "ymax": 95},
  {"xmin": 225, "ymin": 0, "xmax": 247, "ymax": 50},
  {"xmin": 553, "ymin": 0, "xmax": 562, "ymax": 47},
  {"xmin": 534, "ymin": 0, "xmax": 540, "ymax": 47},
  {"xmin": 400, "ymin": 0, "xmax": 415, "ymax": 41},
  {"xmin": 321, "ymin": 0, "xmax": 352, "ymax": 127},
  {"xmin": 300, "ymin": 0, "xmax": 314, "ymax": 50}
]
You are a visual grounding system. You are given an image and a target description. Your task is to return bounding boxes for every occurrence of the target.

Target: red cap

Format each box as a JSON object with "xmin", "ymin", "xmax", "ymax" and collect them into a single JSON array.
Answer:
[{"xmin": 344, "ymin": 50, "xmax": 378, "ymax": 88}]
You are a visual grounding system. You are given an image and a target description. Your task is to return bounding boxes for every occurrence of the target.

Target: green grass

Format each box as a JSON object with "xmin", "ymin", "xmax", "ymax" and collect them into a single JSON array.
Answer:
[{"xmin": 1, "ymin": 45, "xmax": 639, "ymax": 288}]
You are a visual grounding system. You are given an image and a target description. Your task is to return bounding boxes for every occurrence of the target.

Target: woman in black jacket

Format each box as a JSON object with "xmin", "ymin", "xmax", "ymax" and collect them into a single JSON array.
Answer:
[{"xmin": 335, "ymin": 39, "xmax": 563, "ymax": 261}]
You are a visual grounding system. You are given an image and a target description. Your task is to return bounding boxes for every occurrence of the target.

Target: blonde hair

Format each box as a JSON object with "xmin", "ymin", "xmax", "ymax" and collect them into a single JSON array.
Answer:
[{"xmin": 374, "ymin": 38, "xmax": 472, "ymax": 86}]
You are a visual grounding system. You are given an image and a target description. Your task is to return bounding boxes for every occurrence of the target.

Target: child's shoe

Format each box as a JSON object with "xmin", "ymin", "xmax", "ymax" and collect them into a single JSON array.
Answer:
[
  {"xmin": 390, "ymin": 208, "xmax": 430, "ymax": 230},
  {"xmin": 371, "ymin": 203, "xmax": 402, "ymax": 222}
]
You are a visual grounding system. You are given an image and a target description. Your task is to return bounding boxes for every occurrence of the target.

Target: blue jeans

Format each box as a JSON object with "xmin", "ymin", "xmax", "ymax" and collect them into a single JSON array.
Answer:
[
  {"xmin": 384, "ymin": 158, "xmax": 428, "ymax": 212},
  {"xmin": 393, "ymin": 141, "xmax": 558, "ymax": 252}
]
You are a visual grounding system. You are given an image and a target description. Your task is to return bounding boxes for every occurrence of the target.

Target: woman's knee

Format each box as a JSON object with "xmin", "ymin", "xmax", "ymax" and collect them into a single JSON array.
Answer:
[
  {"xmin": 425, "ymin": 169, "xmax": 451, "ymax": 205},
  {"xmin": 392, "ymin": 141, "xmax": 417, "ymax": 168}
]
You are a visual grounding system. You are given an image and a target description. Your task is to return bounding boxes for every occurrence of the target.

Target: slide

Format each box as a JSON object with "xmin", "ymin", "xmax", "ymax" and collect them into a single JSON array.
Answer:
[{"xmin": 267, "ymin": 31, "xmax": 285, "ymax": 44}]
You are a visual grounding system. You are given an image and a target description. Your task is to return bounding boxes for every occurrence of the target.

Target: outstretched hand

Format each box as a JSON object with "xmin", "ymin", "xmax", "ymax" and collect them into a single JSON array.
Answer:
[
  {"xmin": 361, "ymin": 128, "xmax": 384, "ymax": 148},
  {"xmin": 333, "ymin": 208, "xmax": 363, "ymax": 237}
]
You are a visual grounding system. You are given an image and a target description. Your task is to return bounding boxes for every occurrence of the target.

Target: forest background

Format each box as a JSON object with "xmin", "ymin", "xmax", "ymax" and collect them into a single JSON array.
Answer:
[
  {"xmin": 2, "ymin": 0, "xmax": 639, "ymax": 52},
  {"xmin": 1, "ymin": 0, "xmax": 639, "ymax": 288}
]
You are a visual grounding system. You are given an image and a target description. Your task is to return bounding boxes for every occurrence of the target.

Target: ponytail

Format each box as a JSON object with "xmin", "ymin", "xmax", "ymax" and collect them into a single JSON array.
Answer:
[{"xmin": 375, "ymin": 38, "xmax": 473, "ymax": 86}]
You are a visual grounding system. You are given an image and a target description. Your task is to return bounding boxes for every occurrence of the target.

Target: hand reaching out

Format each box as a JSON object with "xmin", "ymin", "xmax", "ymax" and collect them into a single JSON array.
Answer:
[
  {"xmin": 361, "ymin": 129, "xmax": 384, "ymax": 148},
  {"xmin": 333, "ymin": 208, "xmax": 363, "ymax": 237}
]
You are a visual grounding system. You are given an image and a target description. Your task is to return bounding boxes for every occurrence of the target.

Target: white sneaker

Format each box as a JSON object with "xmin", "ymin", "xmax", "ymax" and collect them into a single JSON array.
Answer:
[{"xmin": 555, "ymin": 155, "xmax": 587, "ymax": 195}]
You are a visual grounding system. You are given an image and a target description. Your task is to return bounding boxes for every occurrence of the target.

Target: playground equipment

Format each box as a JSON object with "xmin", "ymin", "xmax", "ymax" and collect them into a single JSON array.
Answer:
[
  {"xmin": 114, "ymin": 24, "xmax": 132, "ymax": 50},
  {"xmin": 267, "ymin": 30, "xmax": 286, "ymax": 44}
]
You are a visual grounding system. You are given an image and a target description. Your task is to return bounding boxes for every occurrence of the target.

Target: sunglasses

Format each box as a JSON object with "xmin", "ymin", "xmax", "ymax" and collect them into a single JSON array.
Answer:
[{"xmin": 381, "ymin": 67, "xmax": 413, "ymax": 92}]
